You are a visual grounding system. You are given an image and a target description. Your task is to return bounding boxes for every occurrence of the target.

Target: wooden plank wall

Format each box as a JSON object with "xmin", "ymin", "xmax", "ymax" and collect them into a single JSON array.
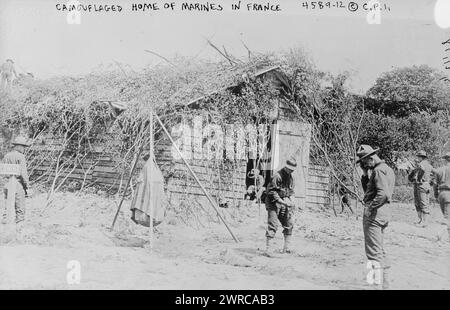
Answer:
[
  {"xmin": 164, "ymin": 161, "xmax": 330, "ymax": 208},
  {"xmin": 157, "ymin": 136, "xmax": 330, "ymax": 207},
  {"xmin": 19, "ymin": 136, "xmax": 330, "ymax": 208},
  {"xmin": 155, "ymin": 139, "xmax": 247, "ymax": 202},
  {"xmin": 306, "ymin": 164, "xmax": 331, "ymax": 207},
  {"xmin": 31, "ymin": 152, "xmax": 125, "ymax": 190}
]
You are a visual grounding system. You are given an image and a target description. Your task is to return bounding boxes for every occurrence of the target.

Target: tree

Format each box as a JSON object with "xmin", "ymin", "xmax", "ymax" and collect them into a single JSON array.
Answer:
[
  {"xmin": 362, "ymin": 65, "xmax": 450, "ymax": 165},
  {"xmin": 302, "ymin": 73, "xmax": 366, "ymax": 207},
  {"xmin": 366, "ymin": 65, "xmax": 450, "ymax": 117}
]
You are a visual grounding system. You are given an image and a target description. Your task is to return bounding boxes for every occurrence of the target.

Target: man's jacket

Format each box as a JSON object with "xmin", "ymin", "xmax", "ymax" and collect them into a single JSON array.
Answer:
[
  {"xmin": 265, "ymin": 168, "xmax": 294, "ymax": 208},
  {"xmin": 408, "ymin": 160, "xmax": 434, "ymax": 188},
  {"xmin": 362, "ymin": 161, "xmax": 395, "ymax": 210},
  {"xmin": 434, "ymin": 163, "xmax": 450, "ymax": 195},
  {"xmin": 2, "ymin": 150, "xmax": 29, "ymax": 192}
]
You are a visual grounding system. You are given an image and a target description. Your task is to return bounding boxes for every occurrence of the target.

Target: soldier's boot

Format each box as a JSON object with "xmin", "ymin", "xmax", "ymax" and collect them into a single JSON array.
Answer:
[
  {"xmin": 421, "ymin": 213, "xmax": 428, "ymax": 228},
  {"xmin": 14, "ymin": 220, "xmax": 26, "ymax": 243},
  {"xmin": 382, "ymin": 267, "xmax": 390, "ymax": 290},
  {"xmin": 263, "ymin": 237, "xmax": 275, "ymax": 257},
  {"xmin": 281, "ymin": 235, "xmax": 293, "ymax": 254},
  {"xmin": 415, "ymin": 211, "xmax": 422, "ymax": 225}
]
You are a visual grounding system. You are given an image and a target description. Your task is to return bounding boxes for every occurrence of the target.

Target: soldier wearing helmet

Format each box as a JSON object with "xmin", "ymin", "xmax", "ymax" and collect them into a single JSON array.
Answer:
[
  {"xmin": 433, "ymin": 152, "xmax": 450, "ymax": 241},
  {"xmin": 408, "ymin": 150, "xmax": 435, "ymax": 227},
  {"xmin": 264, "ymin": 158, "xmax": 297, "ymax": 256},
  {"xmin": 2, "ymin": 136, "xmax": 31, "ymax": 225},
  {"xmin": 356, "ymin": 144, "xmax": 395, "ymax": 290}
]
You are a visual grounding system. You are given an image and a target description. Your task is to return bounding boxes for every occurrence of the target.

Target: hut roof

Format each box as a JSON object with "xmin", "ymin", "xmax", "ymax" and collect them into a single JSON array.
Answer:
[{"xmin": 185, "ymin": 66, "xmax": 290, "ymax": 109}]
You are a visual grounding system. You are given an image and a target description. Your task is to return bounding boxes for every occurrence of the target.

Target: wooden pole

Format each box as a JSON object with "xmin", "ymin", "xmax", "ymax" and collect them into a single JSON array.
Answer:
[
  {"xmin": 149, "ymin": 111, "xmax": 154, "ymax": 251},
  {"xmin": 110, "ymin": 143, "xmax": 144, "ymax": 231},
  {"xmin": 254, "ymin": 159, "xmax": 259, "ymax": 217},
  {"xmin": 153, "ymin": 112, "xmax": 240, "ymax": 243},
  {"xmin": 331, "ymin": 183, "xmax": 337, "ymax": 217}
]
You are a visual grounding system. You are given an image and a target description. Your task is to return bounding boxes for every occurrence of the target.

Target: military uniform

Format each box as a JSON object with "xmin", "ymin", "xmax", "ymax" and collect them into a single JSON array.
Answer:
[
  {"xmin": 265, "ymin": 168, "xmax": 295, "ymax": 238},
  {"xmin": 408, "ymin": 153, "xmax": 434, "ymax": 220},
  {"xmin": 2, "ymin": 138, "xmax": 30, "ymax": 223},
  {"xmin": 245, "ymin": 169, "xmax": 265, "ymax": 201},
  {"xmin": 433, "ymin": 153, "xmax": 450, "ymax": 239},
  {"xmin": 361, "ymin": 161, "xmax": 395, "ymax": 265},
  {"xmin": 0, "ymin": 60, "xmax": 17, "ymax": 92},
  {"xmin": 356, "ymin": 144, "xmax": 395, "ymax": 289},
  {"xmin": 264, "ymin": 158, "xmax": 297, "ymax": 255},
  {"xmin": 337, "ymin": 183, "xmax": 351, "ymax": 212}
]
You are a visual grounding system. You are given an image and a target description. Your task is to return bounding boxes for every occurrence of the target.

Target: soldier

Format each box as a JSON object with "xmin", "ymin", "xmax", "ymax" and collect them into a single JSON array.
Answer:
[
  {"xmin": 245, "ymin": 168, "xmax": 265, "ymax": 201},
  {"xmin": 264, "ymin": 158, "xmax": 297, "ymax": 256},
  {"xmin": 408, "ymin": 150, "xmax": 434, "ymax": 227},
  {"xmin": 0, "ymin": 59, "xmax": 18, "ymax": 92},
  {"xmin": 433, "ymin": 152, "xmax": 450, "ymax": 240},
  {"xmin": 356, "ymin": 145, "xmax": 395, "ymax": 289},
  {"xmin": 2, "ymin": 136, "xmax": 31, "ymax": 226},
  {"xmin": 336, "ymin": 175, "xmax": 353, "ymax": 213}
]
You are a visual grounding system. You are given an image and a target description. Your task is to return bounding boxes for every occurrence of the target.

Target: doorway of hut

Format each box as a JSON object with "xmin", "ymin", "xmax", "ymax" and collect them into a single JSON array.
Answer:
[{"xmin": 243, "ymin": 120, "xmax": 275, "ymax": 215}]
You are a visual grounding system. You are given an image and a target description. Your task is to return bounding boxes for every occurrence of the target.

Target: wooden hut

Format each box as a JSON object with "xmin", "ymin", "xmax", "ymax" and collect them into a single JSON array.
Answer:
[
  {"xmin": 1, "ymin": 66, "xmax": 330, "ymax": 210},
  {"xmin": 155, "ymin": 66, "xmax": 330, "ymax": 209}
]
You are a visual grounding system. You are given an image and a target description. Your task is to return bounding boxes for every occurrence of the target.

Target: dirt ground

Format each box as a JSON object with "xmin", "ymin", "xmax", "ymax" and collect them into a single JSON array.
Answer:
[{"xmin": 0, "ymin": 191, "xmax": 449, "ymax": 290}]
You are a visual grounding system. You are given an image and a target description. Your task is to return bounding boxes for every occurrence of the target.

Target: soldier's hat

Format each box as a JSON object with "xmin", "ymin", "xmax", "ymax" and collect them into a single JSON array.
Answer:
[
  {"xmin": 12, "ymin": 136, "xmax": 31, "ymax": 147},
  {"xmin": 142, "ymin": 153, "xmax": 151, "ymax": 161},
  {"xmin": 6, "ymin": 59, "xmax": 14, "ymax": 63},
  {"xmin": 416, "ymin": 150, "xmax": 427, "ymax": 158},
  {"xmin": 356, "ymin": 144, "xmax": 379, "ymax": 163},
  {"xmin": 442, "ymin": 152, "xmax": 450, "ymax": 159},
  {"xmin": 285, "ymin": 158, "xmax": 297, "ymax": 171},
  {"xmin": 247, "ymin": 168, "xmax": 260, "ymax": 179}
]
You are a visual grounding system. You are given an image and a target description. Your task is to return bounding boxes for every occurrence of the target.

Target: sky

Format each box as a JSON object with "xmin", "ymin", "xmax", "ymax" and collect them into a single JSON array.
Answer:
[{"xmin": 1, "ymin": 0, "xmax": 450, "ymax": 93}]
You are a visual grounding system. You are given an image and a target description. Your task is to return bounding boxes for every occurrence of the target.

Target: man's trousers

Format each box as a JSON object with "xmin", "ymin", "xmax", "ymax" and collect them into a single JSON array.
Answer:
[
  {"xmin": 3, "ymin": 186, "xmax": 25, "ymax": 223},
  {"xmin": 363, "ymin": 206, "xmax": 390, "ymax": 266},
  {"xmin": 266, "ymin": 202, "xmax": 293, "ymax": 238},
  {"xmin": 414, "ymin": 184, "xmax": 430, "ymax": 214},
  {"xmin": 438, "ymin": 190, "xmax": 450, "ymax": 238}
]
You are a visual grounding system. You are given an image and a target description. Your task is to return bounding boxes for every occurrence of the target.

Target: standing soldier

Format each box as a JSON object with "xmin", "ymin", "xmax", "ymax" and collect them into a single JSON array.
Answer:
[
  {"xmin": 264, "ymin": 158, "xmax": 297, "ymax": 256},
  {"xmin": 408, "ymin": 150, "xmax": 434, "ymax": 227},
  {"xmin": 2, "ymin": 136, "xmax": 31, "ymax": 226},
  {"xmin": 0, "ymin": 59, "xmax": 18, "ymax": 92},
  {"xmin": 336, "ymin": 175, "xmax": 353, "ymax": 213},
  {"xmin": 356, "ymin": 145, "xmax": 395, "ymax": 289},
  {"xmin": 433, "ymin": 152, "xmax": 450, "ymax": 241},
  {"xmin": 245, "ymin": 168, "xmax": 265, "ymax": 201}
]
